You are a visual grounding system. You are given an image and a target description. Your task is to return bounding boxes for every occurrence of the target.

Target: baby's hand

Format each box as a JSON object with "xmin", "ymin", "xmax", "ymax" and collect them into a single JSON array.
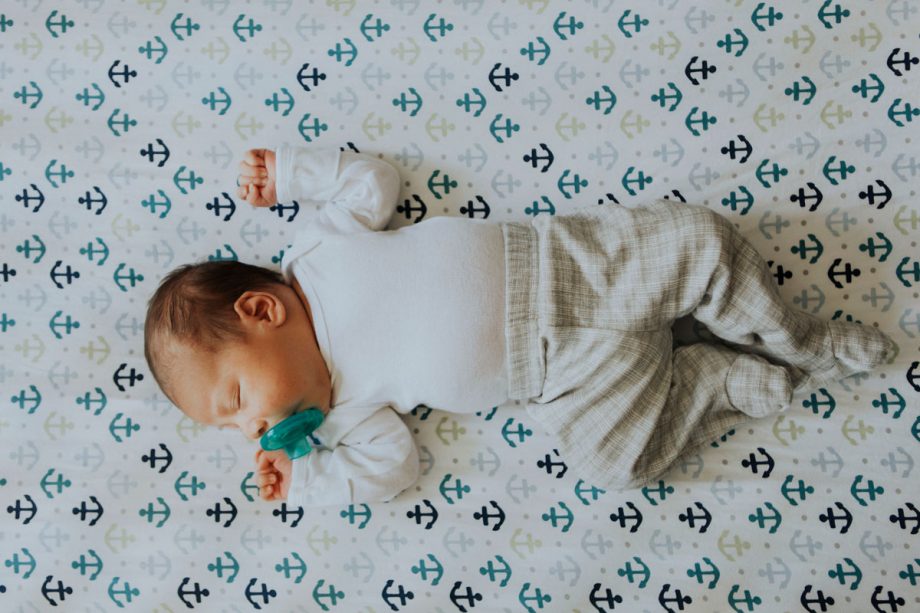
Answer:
[
  {"xmin": 237, "ymin": 148, "xmax": 277, "ymax": 207},
  {"xmin": 255, "ymin": 448, "xmax": 292, "ymax": 502}
]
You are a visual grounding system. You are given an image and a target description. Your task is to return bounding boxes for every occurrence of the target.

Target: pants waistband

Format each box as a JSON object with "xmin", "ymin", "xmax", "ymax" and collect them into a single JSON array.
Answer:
[{"xmin": 501, "ymin": 220, "xmax": 544, "ymax": 401}]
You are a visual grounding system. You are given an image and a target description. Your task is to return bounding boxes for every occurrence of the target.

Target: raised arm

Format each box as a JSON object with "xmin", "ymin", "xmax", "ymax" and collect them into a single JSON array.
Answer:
[
  {"xmin": 286, "ymin": 406, "xmax": 420, "ymax": 507},
  {"xmin": 238, "ymin": 146, "xmax": 401, "ymax": 232}
]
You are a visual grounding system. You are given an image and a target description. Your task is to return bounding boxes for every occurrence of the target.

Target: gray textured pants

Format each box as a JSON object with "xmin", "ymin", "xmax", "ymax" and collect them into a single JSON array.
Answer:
[{"xmin": 500, "ymin": 201, "xmax": 893, "ymax": 489}]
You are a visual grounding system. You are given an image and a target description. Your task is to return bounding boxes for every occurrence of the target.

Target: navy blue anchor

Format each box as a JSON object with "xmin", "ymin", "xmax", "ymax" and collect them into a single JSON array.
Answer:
[
  {"xmin": 819, "ymin": 501, "xmax": 853, "ymax": 534},
  {"xmin": 8, "ymin": 494, "xmax": 38, "ymax": 524},
  {"xmin": 858, "ymin": 179, "xmax": 892, "ymax": 209},
  {"xmin": 659, "ymin": 583, "xmax": 692, "ymax": 612},
  {"xmin": 678, "ymin": 502, "xmax": 712, "ymax": 533},
  {"xmin": 537, "ymin": 449, "xmax": 568, "ymax": 478},
  {"xmin": 244, "ymin": 578, "xmax": 277, "ymax": 610},
  {"xmin": 827, "ymin": 258, "xmax": 860, "ymax": 289},
  {"xmin": 50, "ymin": 260, "xmax": 79, "ymax": 289},
  {"xmin": 488, "ymin": 62, "xmax": 519, "ymax": 92},
  {"xmin": 177, "ymin": 577, "xmax": 210, "ymax": 608},
  {"xmin": 78, "ymin": 186, "xmax": 107, "ymax": 215},
  {"xmin": 142, "ymin": 443, "xmax": 173, "ymax": 473},
  {"xmin": 205, "ymin": 497, "xmax": 238, "ymax": 528},
  {"xmin": 590, "ymin": 583, "xmax": 624, "ymax": 610},
  {"xmin": 107, "ymin": 59, "xmax": 137, "ymax": 88},
  {"xmin": 524, "ymin": 143, "xmax": 554, "ymax": 172},
  {"xmin": 741, "ymin": 447, "xmax": 775, "ymax": 477},
  {"xmin": 460, "ymin": 196, "xmax": 489, "ymax": 219},
  {"xmin": 72, "ymin": 496, "xmax": 104, "ymax": 527},
  {"xmin": 297, "ymin": 62, "xmax": 326, "ymax": 91},
  {"xmin": 113, "ymin": 363, "xmax": 144, "ymax": 392},
  {"xmin": 396, "ymin": 194, "xmax": 427, "ymax": 223},
  {"xmin": 684, "ymin": 56, "xmax": 716, "ymax": 85},
  {"xmin": 140, "ymin": 139, "xmax": 170, "ymax": 167},
  {"xmin": 272, "ymin": 503, "xmax": 304, "ymax": 527},
  {"xmin": 205, "ymin": 192, "xmax": 236, "ymax": 221},
  {"xmin": 15, "ymin": 184, "xmax": 45, "ymax": 212},
  {"xmin": 800, "ymin": 585, "xmax": 834, "ymax": 612},
  {"xmin": 721, "ymin": 134, "xmax": 752, "ymax": 163},
  {"xmin": 406, "ymin": 499, "xmax": 438, "ymax": 529},
  {"xmin": 609, "ymin": 501, "xmax": 643, "ymax": 533},
  {"xmin": 473, "ymin": 500, "xmax": 505, "ymax": 531},
  {"xmin": 382, "ymin": 579, "xmax": 414, "ymax": 611},
  {"xmin": 42, "ymin": 575, "xmax": 73, "ymax": 607},
  {"xmin": 790, "ymin": 182, "xmax": 823, "ymax": 211},
  {"xmin": 449, "ymin": 581, "xmax": 483, "ymax": 613}
]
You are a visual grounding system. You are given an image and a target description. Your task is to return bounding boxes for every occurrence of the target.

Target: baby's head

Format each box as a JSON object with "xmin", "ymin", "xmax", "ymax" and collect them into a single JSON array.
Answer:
[{"xmin": 144, "ymin": 260, "xmax": 330, "ymax": 439}]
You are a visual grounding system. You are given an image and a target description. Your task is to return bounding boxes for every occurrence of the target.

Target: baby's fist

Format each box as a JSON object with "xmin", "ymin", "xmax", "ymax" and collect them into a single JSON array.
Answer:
[
  {"xmin": 237, "ymin": 149, "xmax": 277, "ymax": 207},
  {"xmin": 255, "ymin": 448, "xmax": 292, "ymax": 502}
]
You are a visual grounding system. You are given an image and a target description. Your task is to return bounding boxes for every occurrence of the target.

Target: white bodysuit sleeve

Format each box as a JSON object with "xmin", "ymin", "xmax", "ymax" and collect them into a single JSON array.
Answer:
[
  {"xmin": 273, "ymin": 144, "xmax": 401, "ymax": 232},
  {"xmin": 286, "ymin": 406, "xmax": 420, "ymax": 507}
]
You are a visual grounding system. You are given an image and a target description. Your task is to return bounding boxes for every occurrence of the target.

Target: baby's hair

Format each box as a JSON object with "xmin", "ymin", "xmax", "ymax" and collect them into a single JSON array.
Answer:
[{"xmin": 143, "ymin": 260, "xmax": 285, "ymax": 401}]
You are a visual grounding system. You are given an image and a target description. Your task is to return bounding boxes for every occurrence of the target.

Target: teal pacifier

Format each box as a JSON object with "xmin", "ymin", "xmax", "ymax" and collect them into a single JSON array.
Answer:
[{"xmin": 260, "ymin": 408, "xmax": 325, "ymax": 460}]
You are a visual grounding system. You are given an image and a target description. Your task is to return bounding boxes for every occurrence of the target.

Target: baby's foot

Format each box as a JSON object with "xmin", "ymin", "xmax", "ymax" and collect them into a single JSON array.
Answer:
[
  {"xmin": 812, "ymin": 321, "xmax": 896, "ymax": 381},
  {"xmin": 725, "ymin": 354, "xmax": 797, "ymax": 418}
]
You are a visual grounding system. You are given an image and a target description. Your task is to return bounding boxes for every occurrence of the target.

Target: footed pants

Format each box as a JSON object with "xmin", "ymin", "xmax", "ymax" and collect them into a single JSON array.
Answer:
[{"xmin": 500, "ymin": 201, "xmax": 893, "ymax": 489}]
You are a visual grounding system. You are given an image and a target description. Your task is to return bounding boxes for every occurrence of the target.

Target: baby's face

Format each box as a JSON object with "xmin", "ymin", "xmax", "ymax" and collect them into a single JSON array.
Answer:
[{"xmin": 163, "ymin": 286, "xmax": 331, "ymax": 440}]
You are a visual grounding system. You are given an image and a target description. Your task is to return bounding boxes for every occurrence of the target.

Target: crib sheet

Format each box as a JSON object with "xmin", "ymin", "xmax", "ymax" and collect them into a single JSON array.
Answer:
[{"xmin": 1, "ymin": 0, "xmax": 918, "ymax": 611}]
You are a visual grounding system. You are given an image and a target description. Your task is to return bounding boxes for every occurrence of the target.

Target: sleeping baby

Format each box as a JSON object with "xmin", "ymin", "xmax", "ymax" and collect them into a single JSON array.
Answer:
[{"xmin": 143, "ymin": 146, "xmax": 895, "ymax": 507}]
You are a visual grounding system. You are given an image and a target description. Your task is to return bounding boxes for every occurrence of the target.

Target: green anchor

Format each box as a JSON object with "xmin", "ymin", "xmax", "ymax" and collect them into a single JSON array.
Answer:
[
  {"xmin": 208, "ymin": 551, "xmax": 240, "ymax": 582},
  {"xmin": 685, "ymin": 107, "xmax": 717, "ymax": 135},
  {"xmin": 173, "ymin": 166, "xmax": 203, "ymax": 195},
  {"xmin": 71, "ymin": 549, "xmax": 102, "ymax": 580},
  {"xmin": 784, "ymin": 76, "xmax": 817, "ymax": 105},
  {"xmin": 727, "ymin": 585, "xmax": 762, "ymax": 611},
  {"xmin": 802, "ymin": 388, "xmax": 836, "ymax": 418},
  {"xmin": 438, "ymin": 473, "xmax": 470, "ymax": 504},
  {"xmin": 478, "ymin": 555, "xmax": 509, "ymax": 587},
  {"xmin": 871, "ymin": 388, "xmax": 905, "ymax": 418},
  {"xmin": 722, "ymin": 187, "xmax": 754, "ymax": 215},
  {"xmin": 312, "ymin": 579, "xmax": 346, "ymax": 611},
  {"xmin": 541, "ymin": 502, "xmax": 574, "ymax": 532},
  {"xmin": 141, "ymin": 190, "xmax": 171, "ymax": 219},
  {"xmin": 138, "ymin": 497, "xmax": 170, "ymax": 528},
  {"xmin": 40, "ymin": 468, "xmax": 72, "ymax": 499},
  {"xmin": 686, "ymin": 556, "xmax": 720, "ymax": 588},
  {"xmin": 107, "ymin": 108, "xmax": 137, "ymax": 136},
  {"xmin": 828, "ymin": 557, "xmax": 863, "ymax": 590},
  {"xmin": 413, "ymin": 553, "xmax": 445, "ymax": 586},
  {"xmin": 174, "ymin": 471, "xmax": 206, "ymax": 501},
  {"xmin": 113, "ymin": 263, "xmax": 144, "ymax": 292},
  {"xmin": 298, "ymin": 113, "xmax": 329, "ymax": 142},
  {"xmin": 849, "ymin": 474, "xmax": 883, "ymax": 507},
  {"xmin": 45, "ymin": 10, "xmax": 75, "ymax": 38},
  {"xmin": 823, "ymin": 155, "xmax": 856, "ymax": 185},
  {"xmin": 651, "ymin": 82, "xmax": 682, "ymax": 111},
  {"xmin": 852, "ymin": 73, "xmax": 884, "ymax": 102},
  {"xmin": 717, "ymin": 28, "xmax": 749, "ymax": 57},
  {"xmin": 339, "ymin": 503, "xmax": 371, "ymax": 528},
  {"xmin": 621, "ymin": 166, "xmax": 653, "ymax": 196},
  {"xmin": 75, "ymin": 84, "xmax": 105, "ymax": 110},
  {"xmin": 748, "ymin": 502, "xmax": 782, "ymax": 534},
  {"xmin": 44, "ymin": 159, "xmax": 74, "ymax": 188},
  {"xmin": 858, "ymin": 232, "xmax": 892, "ymax": 262},
  {"xmin": 780, "ymin": 474, "xmax": 814, "ymax": 506},
  {"xmin": 641, "ymin": 480, "xmax": 674, "ymax": 506},
  {"xmin": 275, "ymin": 552, "xmax": 307, "ymax": 583}
]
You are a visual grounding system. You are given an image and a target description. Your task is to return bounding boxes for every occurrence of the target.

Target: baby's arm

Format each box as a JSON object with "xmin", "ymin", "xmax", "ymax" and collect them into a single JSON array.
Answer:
[
  {"xmin": 255, "ymin": 448, "xmax": 291, "ymax": 501},
  {"xmin": 237, "ymin": 149, "xmax": 277, "ymax": 207},
  {"xmin": 237, "ymin": 145, "xmax": 401, "ymax": 231}
]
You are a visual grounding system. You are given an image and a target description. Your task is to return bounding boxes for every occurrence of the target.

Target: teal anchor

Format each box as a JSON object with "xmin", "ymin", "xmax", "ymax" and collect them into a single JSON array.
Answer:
[{"xmin": 260, "ymin": 408, "xmax": 324, "ymax": 460}]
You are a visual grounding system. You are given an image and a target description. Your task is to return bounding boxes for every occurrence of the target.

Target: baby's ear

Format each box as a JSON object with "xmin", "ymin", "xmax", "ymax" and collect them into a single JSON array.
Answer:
[{"xmin": 234, "ymin": 290, "xmax": 287, "ymax": 327}]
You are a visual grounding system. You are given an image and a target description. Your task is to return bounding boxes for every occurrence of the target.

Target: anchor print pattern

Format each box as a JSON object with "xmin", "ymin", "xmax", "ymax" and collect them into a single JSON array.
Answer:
[{"xmin": 1, "ymin": 1, "xmax": 918, "ymax": 610}]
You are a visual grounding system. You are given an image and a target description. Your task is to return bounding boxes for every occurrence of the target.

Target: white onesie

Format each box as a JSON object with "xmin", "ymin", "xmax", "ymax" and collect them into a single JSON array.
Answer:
[{"xmin": 275, "ymin": 144, "xmax": 508, "ymax": 507}]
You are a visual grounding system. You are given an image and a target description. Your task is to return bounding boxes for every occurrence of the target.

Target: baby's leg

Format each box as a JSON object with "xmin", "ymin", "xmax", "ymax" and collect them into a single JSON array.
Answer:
[
  {"xmin": 661, "ymin": 204, "xmax": 894, "ymax": 381},
  {"xmin": 628, "ymin": 342, "xmax": 804, "ymax": 486}
]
